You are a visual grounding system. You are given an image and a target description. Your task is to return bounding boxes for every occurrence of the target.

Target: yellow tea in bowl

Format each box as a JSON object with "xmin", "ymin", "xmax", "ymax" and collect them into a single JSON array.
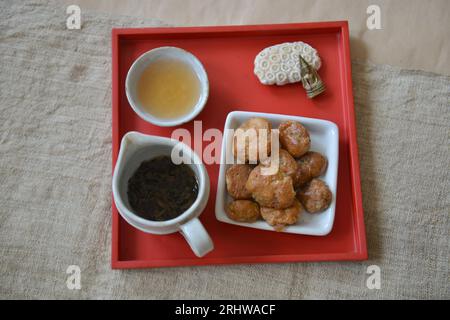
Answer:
[{"xmin": 137, "ymin": 58, "xmax": 201, "ymax": 119}]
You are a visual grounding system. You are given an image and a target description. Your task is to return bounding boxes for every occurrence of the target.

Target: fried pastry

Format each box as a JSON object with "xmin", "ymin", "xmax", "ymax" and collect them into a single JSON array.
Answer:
[
  {"xmin": 297, "ymin": 178, "xmax": 332, "ymax": 213},
  {"xmin": 245, "ymin": 165, "xmax": 296, "ymax": 209},
  {"xmin": 279, "ymin": 120, "xmax": 310, "ymax": 158},
  {"xmin": 260, "ymin": 148, "xmax": 298, "ymax": 179},
  {"xmin": 225, "ymin": 164, "xmax": 253, "ymax": 200},
  {"xmin": 226, "ymin": 200, "xmax": 261, "ymax": 222},
  {"xmin": 233, "ymin": 117, "xmax": 272, "ymax": 163},
  {"xmin": 294, "ymin": 151, "xmax": 328, "ymax": 187},
  {"xmin": 260, "ymin": 199, "xmax": 303, "ymax": 228}
]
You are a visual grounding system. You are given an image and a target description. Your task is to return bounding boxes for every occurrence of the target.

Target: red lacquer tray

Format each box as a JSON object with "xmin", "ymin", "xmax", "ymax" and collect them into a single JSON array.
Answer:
[{"xmin": 111, "ymin": 21, "xmax": 367, "ymax": 269}]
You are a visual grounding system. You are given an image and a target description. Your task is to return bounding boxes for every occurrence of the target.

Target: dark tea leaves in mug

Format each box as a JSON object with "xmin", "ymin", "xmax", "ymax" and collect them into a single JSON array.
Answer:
[{"xmin": 127, "ymin": 156, "xmax": 199, "ymax": 221}]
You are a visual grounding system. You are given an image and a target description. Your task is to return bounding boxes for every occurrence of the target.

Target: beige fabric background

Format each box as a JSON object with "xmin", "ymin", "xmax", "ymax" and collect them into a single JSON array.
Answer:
[
  {"xmin": 0, "ymin": 1, "xmax": 449, "ymax": 299},
  {"xmin": 61, "ymin": 0, "xmax": 450, "ymax": 76}
]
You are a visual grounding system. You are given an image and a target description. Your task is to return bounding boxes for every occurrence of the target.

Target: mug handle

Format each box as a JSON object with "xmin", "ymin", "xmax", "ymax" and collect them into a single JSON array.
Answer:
[{"xmin": 179, "ymin": 218, "xmax": 214, "ymax": 257}]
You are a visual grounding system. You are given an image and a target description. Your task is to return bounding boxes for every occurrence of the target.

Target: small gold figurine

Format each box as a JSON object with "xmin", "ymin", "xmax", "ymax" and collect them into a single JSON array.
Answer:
[{"xmin": 299, "ymin": 55, "xmax": 326, "ymax": 98}]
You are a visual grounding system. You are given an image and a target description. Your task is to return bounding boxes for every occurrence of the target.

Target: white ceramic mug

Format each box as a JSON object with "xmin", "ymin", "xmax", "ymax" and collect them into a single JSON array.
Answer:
[{"xmin": 112, "ymin": 131, "xmax": 214, "ymax": 257}]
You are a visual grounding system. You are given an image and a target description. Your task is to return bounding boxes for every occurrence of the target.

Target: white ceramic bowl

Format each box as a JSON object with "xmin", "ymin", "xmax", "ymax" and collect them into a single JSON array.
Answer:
[
  {"xmin": 112, "ymin": 131, "xmax": 213, "ymax": 257},
  {"xmin": 215, "ymin": 111, "xmax": 339, "ymax": 236},
  {"xmin": 125, "ymin": 46, "xmax": 209, "ymax": 127}
]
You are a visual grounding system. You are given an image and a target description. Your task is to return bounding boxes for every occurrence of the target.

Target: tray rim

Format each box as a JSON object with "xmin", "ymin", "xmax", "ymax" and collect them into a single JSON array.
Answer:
[{"xmin": 111, "ymin": 21, "xmax": 367, "ymax": 269}]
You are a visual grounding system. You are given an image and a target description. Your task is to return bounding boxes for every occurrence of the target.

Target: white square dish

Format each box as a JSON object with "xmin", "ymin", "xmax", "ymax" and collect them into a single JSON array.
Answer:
[{"xmin": 215, "ymin": 111, "xmax": 339, "ymax": 236}]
